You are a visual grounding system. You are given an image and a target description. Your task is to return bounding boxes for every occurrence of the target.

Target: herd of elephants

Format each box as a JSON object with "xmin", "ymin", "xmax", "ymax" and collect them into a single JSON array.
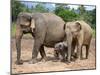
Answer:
[{"xmin": 15, "ymin": 12, "xmax": 92, "ymax": 65}]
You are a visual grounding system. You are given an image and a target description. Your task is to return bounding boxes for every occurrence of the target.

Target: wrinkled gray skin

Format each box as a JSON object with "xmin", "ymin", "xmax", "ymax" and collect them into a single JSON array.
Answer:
[
  {"xmin": 15, "ymin": 12, "xmax": 66, "ymax": 65},
  {"xmin": 65, "ymin": 21, "xmax": 92, "ymax": 61},
  {"xmin": 54, "ymin": 42, "xmax": 68, "ymax": 62}
]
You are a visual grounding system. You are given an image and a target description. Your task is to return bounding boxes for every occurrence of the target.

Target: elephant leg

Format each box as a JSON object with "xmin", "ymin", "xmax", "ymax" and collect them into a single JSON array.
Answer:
[
  {"xmin": 30, "ymin": 19, "xmax": 47, "ymax": 64},
  {"xmin": 72, "ymin": 39, "xmax": 77, "ymax": 56},
  {"xmin": 60, "ymin": 51, "xmax": 66, "ymax": 62},
  {"xmin": 67, "ymin": 45, "xmax": 72, "ymax": 63},
  {"xmin": 80, "ymin": 45, "xmax": 83, "ymax": 59},
  {"xmin": 65, "ymin": 31, "xmax": 73, "ymax": 63},
  {"xmin": 30, "ymin": 39, "xmax": 42, "ymax": 64},
  {"xmin": 39, "ymin": 45, "xmax": 47, "ymax": 62},
  {"xmin": 77, "ymin": 35, "xmax": 83, "ymax": 60},
  {"xmin": 86, "ymin": 45, "xmax": 90, "ymax": 59},
  {"xmin": 54, "ymin": 50, "xmax": 59, "ymax": 60},
  {"xmin": 15, "ymin": 26, "xmax": 23, "ymax": 65},
  {"xmin": 71, "ymin": 41, "xmax": 77, "ymax": 61},
  {"xmin": 71, "ymin": 45, "xmax": 75, "ymax": 56},
  {"xmin": 77, "ymin": 44, "xmax": 82, "ymax": 60},
  {"xmin": 76, "ymin": 39, "xmax": 82, "ymax": 60}
]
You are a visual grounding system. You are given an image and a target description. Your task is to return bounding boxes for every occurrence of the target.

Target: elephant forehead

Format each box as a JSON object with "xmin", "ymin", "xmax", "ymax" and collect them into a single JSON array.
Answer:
[
  {"xmin": 65, "ymin": 22, "xmax": 74, "ymax": 29},
  {"xmin": 66, "ymin": 22, "xmax": 75, "ymax": 26},
  {"xmin": 67, "ymin": 22, "xmax": 78, "ymax": 29}
]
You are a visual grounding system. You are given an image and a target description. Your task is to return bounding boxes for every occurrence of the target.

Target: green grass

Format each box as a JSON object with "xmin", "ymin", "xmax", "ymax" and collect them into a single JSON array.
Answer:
[
  {"xmin": 11, "ymin": 22, "xmax": 16, "ymax": 37},
  {"xmin": 92, "ymin": 29, "xmax": 96, "ymax": 38}
]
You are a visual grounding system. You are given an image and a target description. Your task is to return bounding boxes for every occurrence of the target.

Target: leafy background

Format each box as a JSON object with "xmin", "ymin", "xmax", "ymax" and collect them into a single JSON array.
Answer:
[{"xmin": 11, "ymin": 0, "xmax": 96, "ymax": 37}]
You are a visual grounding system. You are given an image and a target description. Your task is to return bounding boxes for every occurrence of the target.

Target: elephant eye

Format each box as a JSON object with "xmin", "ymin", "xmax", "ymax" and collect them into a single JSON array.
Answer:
[{"xmin": 20, "ymin": 24, "xmax": 29, "ymax": 28}]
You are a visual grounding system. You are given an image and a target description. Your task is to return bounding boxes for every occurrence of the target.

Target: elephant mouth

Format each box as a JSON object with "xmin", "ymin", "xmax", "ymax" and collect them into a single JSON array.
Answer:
[{"xmin": 22, "ymin": 27, "xmax": 32, "ymax": 33}]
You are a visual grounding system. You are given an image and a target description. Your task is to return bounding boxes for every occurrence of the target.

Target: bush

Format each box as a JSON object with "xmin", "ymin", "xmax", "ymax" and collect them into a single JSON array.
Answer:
[{"xmin": 55, "ymin": 6, "xmax": 79, "ymax": 22}]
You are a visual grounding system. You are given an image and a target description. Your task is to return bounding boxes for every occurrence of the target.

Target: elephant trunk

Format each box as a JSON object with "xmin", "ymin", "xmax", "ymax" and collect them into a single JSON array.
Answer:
[
  {"xmin": 66, "ymin": 31, "xmax": 72, "ymax": 63},
  {"xmin": 15, "ymin": 25, "xmax": 23, "ymax": 64},
  {"xmin": 16, "ymin": 36, "xmax": 21, "ymax": 61}
]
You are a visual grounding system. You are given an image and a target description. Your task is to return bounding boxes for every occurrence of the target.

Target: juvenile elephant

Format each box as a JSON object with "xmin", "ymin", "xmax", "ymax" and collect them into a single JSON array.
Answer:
[
  {"xmin": 15, "ymin": 12, "xmax": 66, "ymax": 64},
  {"xmin": 54, "ymin": 42, "xmax": 68, "ymax": 62},
  {"xmin": 65, "ymin": 20, "xmax": 92, "ymax": 61},
  {"xmin": 54, "ymin": 42, "xmax": 77, "ymax": 62}
]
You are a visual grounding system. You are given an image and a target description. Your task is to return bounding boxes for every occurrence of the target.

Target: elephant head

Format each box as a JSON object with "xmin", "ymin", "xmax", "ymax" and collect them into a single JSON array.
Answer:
[
  {"xmin": 65, "ymin": 21, "xmax": 81, "ymax": 38},
  {"xmin": 64, "ymin": 21, "xmax": 82, "ymax": 62},
  {"xmin": 16, "ymin": 12, "xmax": 35, "ymax": 33},
  {"xmin": 54, "ymin": 42, "xmax": 68, "ymax": 62}
]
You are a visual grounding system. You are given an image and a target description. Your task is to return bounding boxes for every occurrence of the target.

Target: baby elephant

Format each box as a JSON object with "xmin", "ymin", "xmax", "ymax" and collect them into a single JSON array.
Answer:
[{"xmin": 54, "ymin": 42, "xmax": 68, "ymax": 62}]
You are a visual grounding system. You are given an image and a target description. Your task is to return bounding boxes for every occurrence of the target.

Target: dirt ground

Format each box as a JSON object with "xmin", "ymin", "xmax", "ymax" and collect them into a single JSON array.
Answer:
[{"xmin": 11, "ymin": 36, "xmax": 96, "ymax": 74}]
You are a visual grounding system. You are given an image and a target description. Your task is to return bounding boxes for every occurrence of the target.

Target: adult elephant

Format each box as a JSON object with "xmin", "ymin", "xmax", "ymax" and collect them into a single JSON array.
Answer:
[
  {"xmin": 15, "ymin": 12, "xmax": 68, "ymax": 65},
  {"xmin": 64, "ymin": 21, "xmax": 92, "ymax": 61}
]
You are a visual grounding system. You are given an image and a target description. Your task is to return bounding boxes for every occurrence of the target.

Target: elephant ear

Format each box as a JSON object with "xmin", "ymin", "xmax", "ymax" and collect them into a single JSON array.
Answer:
[
  {"xmin": 75, "ymin": 21, "xmax": 82, "ymax": 31},
  {"xmin": 30, "ymin": 19, "xmax": 35, "ymax": 32}
]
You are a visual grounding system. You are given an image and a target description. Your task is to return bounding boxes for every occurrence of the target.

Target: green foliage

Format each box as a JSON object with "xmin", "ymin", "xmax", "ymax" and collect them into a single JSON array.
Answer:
[
  {"xmin": 32, "ymin": 3, "xmax": 49, "ymax": 13},
  {"xmin": 77, "ymin": 5, "xmax": 96, "ymax": 29},
  {"xmin": 90, "ymin": 9, "xmax": 96, "ymax": 29},
  {"xmin": 55, "ymin": 5, "xmax": 79, "ymax": 22},
  {"xmin": 78, "ymin": 5, "xmax": 86, "ymax": 15},
  {"xmin": 12, "ymin": 0, "xmax": 26, "ymax": 21},
  {"xmin": 12, "ymin": 0, "xmax": 33, "ymax": 21},
  {"xmin": 54, "ymin": 4, "xmax": 96, "ymax": 29}
]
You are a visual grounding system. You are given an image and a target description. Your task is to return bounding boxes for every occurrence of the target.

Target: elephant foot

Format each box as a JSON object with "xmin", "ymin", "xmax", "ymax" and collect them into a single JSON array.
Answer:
[
  {"xmin": 41, "ymin": 59, "xmax": 46, "ymax": 62},
  {"xmin": 66, "ymin": 59, "xmax": 71, "ymax": 64},
  {"xmin": 79, "ymin": 56, "xmax": 85, "ymax": 60},
  {"xmin": 40, "ymin": 57, "xmax": 48, "ymax": 62},
  {"xmin": 54, "ymin": 56, "xmax": 59, "ymax": 60},
  {"xmin": 85, "ymin": 56, "xmax": 89, "ymax": 59},
  {"xmin": 66, "ymin": 57, "xmax": 71, "ymax": 63},
  {"xmin": 29, "ymin": 59, "xmax": 38, "ymax": 64},
  {"xmin": 65, "ymin": 60, "xmax": 71, "ymax": 65},
  {"xmin": 71, "ymin": 56, "xmax": 76, "ymax": 62},
  {"xmin": 61, "ymin": 59, "xmax": 66, "ymax": 62},
  {"xmin": 15, "ymin": 60, "xmax": 23, "ymax": 65},
  {"xmin": 80, "ymin": 57, "xmax": 84, "ymax": 60},
  {"xmin": 72, "ymin": 53, "xmax": 78, "ymax": 59},
  {"xmin": 80, "ymin": 58, "xmax": 84, "ymax": 60},
  {"xmin": 81, "ymin": 57, "xmax": 88, "ymax": 60},
  {"xmin": 71, "ymin": 54, "xmax": 78, "ymax": 62}
]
